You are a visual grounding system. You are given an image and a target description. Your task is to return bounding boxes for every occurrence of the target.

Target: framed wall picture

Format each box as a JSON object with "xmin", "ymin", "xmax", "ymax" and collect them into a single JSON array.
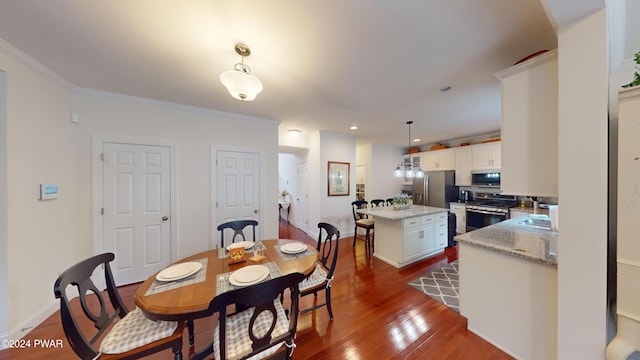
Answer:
[{"xmin": 328, "ymin": 161, "xmax": 350, "ymax": 196}]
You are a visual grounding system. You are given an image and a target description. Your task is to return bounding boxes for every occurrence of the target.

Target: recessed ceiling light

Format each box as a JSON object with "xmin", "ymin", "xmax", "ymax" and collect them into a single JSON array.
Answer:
[
  {"xmin": 413, "ymin": 138, "xmax": 421, "ymax": 142},
  {"xmin": 440, "ymin": 86, "xmax": 452, "ymax": 92},
  {"xmin": 288, "ymin": 129, "xmax": 301, "ymax": 137},
  {"xmin": 350, "ymin": 125, "xmax": 358, "ymax": 130}
]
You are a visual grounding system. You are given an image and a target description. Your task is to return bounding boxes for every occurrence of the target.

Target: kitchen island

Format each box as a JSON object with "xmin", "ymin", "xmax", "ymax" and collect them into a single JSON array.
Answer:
[
  {"xmin": 455, "ymin": 217, "xmax": 558, "ymax": 360},
  {"xmin": 357, "ymin": 205, "xmax": 448, "ymax": 268}
]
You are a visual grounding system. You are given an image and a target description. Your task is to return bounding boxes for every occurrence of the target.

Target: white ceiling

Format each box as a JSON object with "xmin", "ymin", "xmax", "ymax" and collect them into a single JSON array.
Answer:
[{"xmin": 0, "ymin": 1, "xmax": 559, "ymax": 148}]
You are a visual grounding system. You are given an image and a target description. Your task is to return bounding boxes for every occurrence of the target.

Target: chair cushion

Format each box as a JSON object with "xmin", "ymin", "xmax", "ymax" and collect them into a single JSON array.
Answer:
[
  {"xmin": 356, "ymin": 218, "xmax": 374, "ymax": 226},
  {"xmin": 214, "ymin": 300, "xmax": 288, "ymax": 360},
  {"xmin": 299, "ymin": 264, "xmax": 328, "ymax": 291},
  {"xmin": 99, "ymin": 307, "xmax": 178, "ymax": 354}
]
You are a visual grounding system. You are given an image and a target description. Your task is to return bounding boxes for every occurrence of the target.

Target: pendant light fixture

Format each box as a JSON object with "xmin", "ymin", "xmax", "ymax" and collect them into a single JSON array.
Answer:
[
  {"xmin": 393, "ymin": 121, "xmax": 424, "ymax": 178},
  {"xmin": 220, "ymin": 43, "xmax": 263, "ymax": 101}
]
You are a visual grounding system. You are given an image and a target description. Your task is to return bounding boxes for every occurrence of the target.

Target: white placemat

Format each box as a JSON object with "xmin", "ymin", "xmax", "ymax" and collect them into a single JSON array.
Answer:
[
  {"xmin": 144, "ymin": 258, "xmax": 208, "ymax": 296},
  {"xmin": 274, "ymin": 244, "xmax": 314, "ymax": 261},
  {"xmin": 216, "ymin": 261, "xmax": 282, "ymax": 295}
]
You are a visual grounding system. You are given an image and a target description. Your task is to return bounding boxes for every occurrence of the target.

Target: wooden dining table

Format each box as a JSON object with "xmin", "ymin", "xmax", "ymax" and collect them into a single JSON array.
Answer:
[{"xmin": 135, "ymin": 239, "xmax": 319, "ymax": 322}]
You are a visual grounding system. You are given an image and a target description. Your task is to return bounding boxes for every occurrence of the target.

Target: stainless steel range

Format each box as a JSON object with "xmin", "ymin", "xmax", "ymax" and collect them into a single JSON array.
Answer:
[{"xmin": 465, "ymin": 193, "xmax": 517, "ymax": 232}]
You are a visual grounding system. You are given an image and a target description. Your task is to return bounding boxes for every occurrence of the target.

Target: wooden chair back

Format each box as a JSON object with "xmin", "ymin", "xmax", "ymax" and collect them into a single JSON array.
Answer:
[{"xmin": 216, "ymin": 220, "xmax": 258, "ymax": 248}]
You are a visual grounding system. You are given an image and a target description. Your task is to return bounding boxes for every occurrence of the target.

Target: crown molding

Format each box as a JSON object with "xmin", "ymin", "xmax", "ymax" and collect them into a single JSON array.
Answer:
[{"xmin": 0, "ymin": 38, "xmax": 74, "ymax": 90}]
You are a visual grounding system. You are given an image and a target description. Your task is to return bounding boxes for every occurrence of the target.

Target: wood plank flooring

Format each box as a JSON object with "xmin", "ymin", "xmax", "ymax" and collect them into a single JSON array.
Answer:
[{"xmin": 0, "ymin": 220, "xmax": 513, "ymax": 359}]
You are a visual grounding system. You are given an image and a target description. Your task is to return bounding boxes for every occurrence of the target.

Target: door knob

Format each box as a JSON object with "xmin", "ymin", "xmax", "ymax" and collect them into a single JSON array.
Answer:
[
  {"xmin": 162, "ymin": 216, "xmax": 169, "ymax": 221},
  {"xmin": 254, "ymin": 209, "xmax": 259, "ymax": 214}
]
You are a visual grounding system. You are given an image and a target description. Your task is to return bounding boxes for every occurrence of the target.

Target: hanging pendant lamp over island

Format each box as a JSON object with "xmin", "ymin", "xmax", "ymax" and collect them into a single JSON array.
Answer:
[
  {"xmin": 393, "ymin": 121, "xmax": 424, "ymax": 178},
  {"xmin": 220, "ymin": 43, "xmax": 263, "ymax": 101}
]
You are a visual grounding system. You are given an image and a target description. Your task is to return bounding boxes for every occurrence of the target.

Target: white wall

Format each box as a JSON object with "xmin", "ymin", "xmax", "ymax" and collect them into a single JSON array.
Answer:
[
  {"xmin": 0, "ymin": 71, "xmax": 8, "ymax": 340},
  {"xmin": 74, "ymin": 90, "xmax": 280, "ymax": 258},
  {"xmin": 624, "ymin": 0, "xmax": 640, "ymax": 58},
  {"xmin": 0, "ymin": 49, "xmax": 78, "ymax": 339},
  {"xmin": 0, "ymin": 48, "xmax": 280, "ymax": 339},
  {"xmin": 371, "ymin": 143, "xmax": 405, "ymax": 199},
  {"xmin": 308, "ymin": 131, "xmax": 356, "ymax": 238},
  {"xmin": 557, "ymin": 8, "xmax": 609, "ymax": 359},
  {"xmin": 355, "ymin": 143, "xmax": 404, "ymax": 201}
]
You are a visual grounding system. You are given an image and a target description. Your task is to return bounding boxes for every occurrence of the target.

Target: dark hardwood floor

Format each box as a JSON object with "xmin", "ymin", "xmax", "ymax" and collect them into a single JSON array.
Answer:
[{"xmin": 0, "ymin": 220, "xmax": 512, "ymax": 359}]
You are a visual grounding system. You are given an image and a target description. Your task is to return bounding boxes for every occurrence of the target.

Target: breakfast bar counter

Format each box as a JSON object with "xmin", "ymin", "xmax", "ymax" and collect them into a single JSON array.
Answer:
[{"xmin": 357, "ymin": 205, "xmax": 449, "ymax": 268}]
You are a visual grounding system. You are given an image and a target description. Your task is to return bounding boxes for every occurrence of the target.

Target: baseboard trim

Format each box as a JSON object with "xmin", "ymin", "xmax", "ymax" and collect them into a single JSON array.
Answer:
[
  {"xmin": 4, "ymin": 301, "xmax": 58, "ymax": 341},
  {"xmin": 2, "ymin": 287, "xmax": 78, "ymax": 342}
]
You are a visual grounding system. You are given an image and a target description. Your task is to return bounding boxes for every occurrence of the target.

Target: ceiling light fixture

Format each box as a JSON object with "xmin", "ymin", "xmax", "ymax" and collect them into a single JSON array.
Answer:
[
  {"xmin": 288, "ymin": 129, "xmax": 301, "ymax": 137},
  {"xmin": 220, "ymin": 43, "xmax": 263, "ymax": 101},
  {"xmin": 349, "ymin": 125, "xmax": 358, "ymax": 130},
  {"xmin": 393, "ymin": 121, "xmax": 424, "ymax": 178}
]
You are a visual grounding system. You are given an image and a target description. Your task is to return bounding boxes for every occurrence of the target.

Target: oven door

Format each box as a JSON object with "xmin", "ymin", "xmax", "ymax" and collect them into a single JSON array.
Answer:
[{"xmin": 466, "ymin": 208, "xmax": 507, "ymax": 232}]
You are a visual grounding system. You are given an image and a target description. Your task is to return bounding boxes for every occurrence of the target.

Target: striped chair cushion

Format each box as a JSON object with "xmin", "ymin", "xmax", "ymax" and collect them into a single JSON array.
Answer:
[
  {"xmin": 299, "ymin": 264, "xmax": 328, "ymax": 291},
  {"xmin": 99, "ymin": 307, "xmax": 178, "ymax": 354},
  {"xmin": 356, "ymin": 218, "xmax": 374, "ymax": 226},
  {"xmin": 214, "ymin": 300, "xmax": 288, "ymax": 360}
]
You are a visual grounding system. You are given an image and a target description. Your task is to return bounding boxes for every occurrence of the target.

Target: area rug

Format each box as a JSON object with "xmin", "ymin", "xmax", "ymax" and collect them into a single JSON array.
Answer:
[{"xmin": 408, "ymin": 261, "xmax": 459, "ymax": 313}]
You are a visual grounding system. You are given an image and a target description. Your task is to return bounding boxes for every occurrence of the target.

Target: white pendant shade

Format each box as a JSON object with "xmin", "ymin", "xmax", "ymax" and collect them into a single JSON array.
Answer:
[{"xmin": 220, "ymin": 70, "xmax": 263, "ymax": 101}]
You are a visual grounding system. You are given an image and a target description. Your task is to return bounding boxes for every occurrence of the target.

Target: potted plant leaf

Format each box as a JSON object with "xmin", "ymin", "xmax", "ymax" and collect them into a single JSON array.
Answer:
[{"xmin": 622, "ymin": 51, "xmax": 640, "ymax": 89}]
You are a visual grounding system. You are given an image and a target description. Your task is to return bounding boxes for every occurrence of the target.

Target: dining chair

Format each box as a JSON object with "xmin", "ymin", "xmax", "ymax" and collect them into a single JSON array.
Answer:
[
  {"xmin": 370, "ymin": 199, "xmax": 386, "ymax": 207},
  {"xmin": 191, "ymin": 272, "xmax": 306, "ymax": 360},
  {"xmin": 299, "ymin": 222, "xmax": 340, "ymax": 320},
  {"xmin": 351, "ymin": 200, "xmax": 374, "ymax": 256},
  {"xmin": 386, "ymin": 198, "xmax": 395, "ymax": 206},
  {"xmin": 53, "ymin": 253, "xmax": 184, "ymax": 360},
  {"xmin": 217, "ymin": 219, "xmax": 259, "ymax": 248}
]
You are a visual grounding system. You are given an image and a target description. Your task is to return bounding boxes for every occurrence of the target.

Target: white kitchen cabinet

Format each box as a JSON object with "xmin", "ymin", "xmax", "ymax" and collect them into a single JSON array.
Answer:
[
  {"xmin": 449, "ymin": 202, "xmax": 467, "ymax": 234},
  {"xmin": 403, "ymin": 215, "xmax": 437, "ymax": 262},
  {"xmin": 421, "ymin": 148, "xmax": 454, "ymax": 171},
  {"xmin": 454, "ymin": 146, "xmax": 472, "ymax": 186},
  {"xmin": 403, "ymin": 217, "xmax": 424, "ymax": 262},
  {"xmin": 434, "ymin": 212, "xmax": 448, "ymax": 250},
  {"xmin": 471, "ymin": 142, "xmax": 501, "ymax": 170},
  {"xmin": 399, "ymin": 154, "xmax": 421, "ymax": 183},
  {"xmin": 496, "ymin": 49, "xmax": 558, "ymax": 197}
]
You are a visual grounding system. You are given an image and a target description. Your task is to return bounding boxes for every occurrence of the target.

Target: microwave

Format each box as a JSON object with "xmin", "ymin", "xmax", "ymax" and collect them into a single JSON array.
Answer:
[{"xmin": 471, "ymin": 170, "xmax": 501, "ymax": 187}]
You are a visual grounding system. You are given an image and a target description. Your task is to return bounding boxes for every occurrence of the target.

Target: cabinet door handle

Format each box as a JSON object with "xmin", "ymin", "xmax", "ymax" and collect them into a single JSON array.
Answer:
[{"xmin": 420, "ymin": 230, "xmax": 424, "ymax": 239}]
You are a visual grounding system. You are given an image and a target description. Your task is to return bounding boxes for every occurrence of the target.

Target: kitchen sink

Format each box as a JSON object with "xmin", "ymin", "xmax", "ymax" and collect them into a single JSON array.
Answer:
[{"xmin": 517, "ymin": 218, "xmax": 552, "ymax": 230}]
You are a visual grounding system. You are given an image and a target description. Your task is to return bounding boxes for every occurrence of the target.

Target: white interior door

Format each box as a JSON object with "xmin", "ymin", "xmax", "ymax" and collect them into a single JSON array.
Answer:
[
  {"xmin": 216, "ymin": 150, "xmax": 260, "ymax": 248},
  {"xmin": 102, "ymin": 143, "xmax": 171, "ymax": 285},
  {"xmin": 296, "ymin": 162, "xmax": 309, "ymax": 232}
]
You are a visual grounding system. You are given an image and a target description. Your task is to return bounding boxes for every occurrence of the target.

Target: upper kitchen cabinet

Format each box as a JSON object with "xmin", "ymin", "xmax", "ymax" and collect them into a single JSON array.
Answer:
[
  {"xmin": 495, "ymin": 49, "xmax": 558, "ymax": 197},
  {"xmin": 454, "ymin": 146, "xmax": 472, "ymax": 186},
  {"xmin": 471, "ymin": 141, "xmax": 501, "ymax": 170},
  {"xmin": 421, "ymin": 148, "xmax": 454, "ymax": 171}
]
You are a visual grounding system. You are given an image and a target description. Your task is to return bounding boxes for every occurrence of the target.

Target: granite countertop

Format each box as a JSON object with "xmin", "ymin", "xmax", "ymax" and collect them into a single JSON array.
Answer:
[
  {"xmin": 356, "ymin": 205, "xmax": 448, "ymax": 220},
  {"xmin": 455, "ymin": 217, "xmax": 558, "ymax": 267}
]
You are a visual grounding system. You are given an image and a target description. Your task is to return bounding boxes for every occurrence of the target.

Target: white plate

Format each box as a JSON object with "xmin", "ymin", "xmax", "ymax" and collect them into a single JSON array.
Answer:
[
  {"xmin": 229, "ymin": 265, "xmax": 269, "ymax": 287},
  {"xmin": 280, "ymin": 242, "xmax": 307, "ymax": 254},
  {"xmin": 156, "ymin": 262, "xmax": 202, "ymax": 282},
  {"xmin": 226, "ymin": 241, "xmax": 255, "ymax": 251}
]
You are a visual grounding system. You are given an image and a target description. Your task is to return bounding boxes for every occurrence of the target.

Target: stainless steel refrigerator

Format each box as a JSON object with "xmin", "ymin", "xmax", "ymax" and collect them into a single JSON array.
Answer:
[{"xmin": 412, "ymin": 170, "xmax": 458, "ymax": 208}]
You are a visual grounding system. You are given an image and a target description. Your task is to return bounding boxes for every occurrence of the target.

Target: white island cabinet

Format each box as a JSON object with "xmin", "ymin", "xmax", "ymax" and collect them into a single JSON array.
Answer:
[{"xmin": 357, "ymin": 205, "xmax": 448, "ymax": 268}]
